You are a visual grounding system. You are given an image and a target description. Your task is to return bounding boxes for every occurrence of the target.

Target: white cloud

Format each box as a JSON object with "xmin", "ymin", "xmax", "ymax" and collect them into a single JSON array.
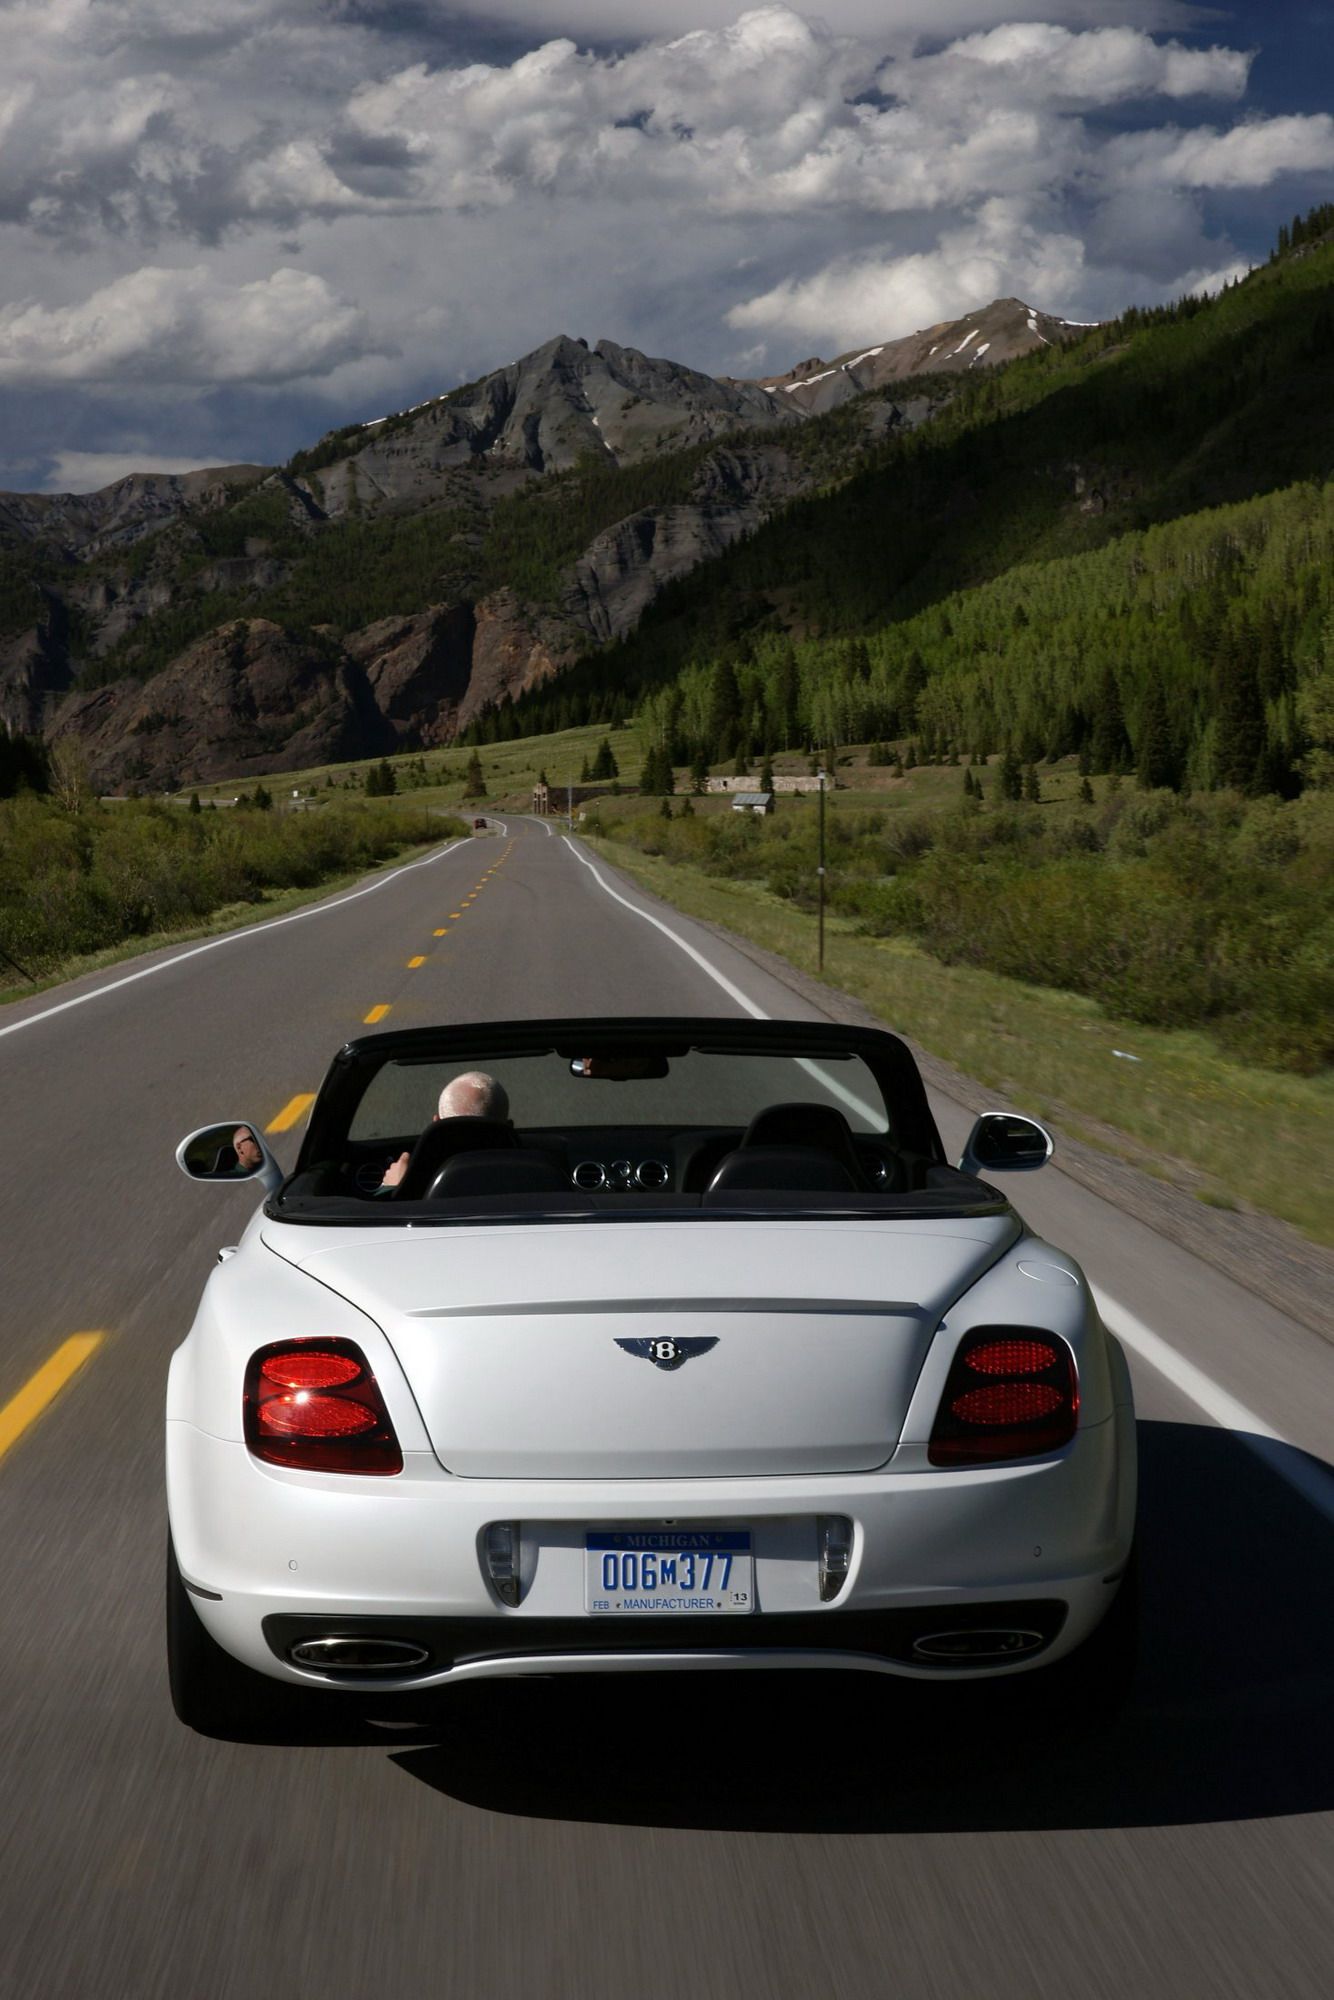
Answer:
[
  {"xmin": 0, "ymin": 3, "xmax": 1324, "ymax": 479},
  {"xmin": 727, "ymin": 200, "xmax": 1092, "ymax": 346},
  {"xmin": 42, "ymin": 449, "xmax": 237, "ymax": 493},
  {"xmin": 0, "ymin": 265, "xmax": 375, "ymax": 384},
  {"xmin": 1114, "ymin": 114, "xmax": 1334, "ymax": 189},
  {"xmin": 447, "ymin": 3, "xmax": 1210, "ymax": 38},
  {"xmin": 319, "ymin": 12, "xmax": 1261, "ymax": 226}
]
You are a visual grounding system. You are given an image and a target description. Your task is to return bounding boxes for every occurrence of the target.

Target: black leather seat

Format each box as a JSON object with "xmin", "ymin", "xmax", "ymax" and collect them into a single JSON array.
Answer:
[
  {"xmin": 428, "ymin": 1150, "xmax": 570, "ymax": 1200},
  {"xmin": 738, "ymin": 1102, "xmax": 869, "ymax": 1188},
  {"xmin": 391, "ymin": 1118, "xmax": 519, "ymax": 1199},
  {"xmin": 705, "ymin": 1144, "xmax": 858, "ymax": 1197}
]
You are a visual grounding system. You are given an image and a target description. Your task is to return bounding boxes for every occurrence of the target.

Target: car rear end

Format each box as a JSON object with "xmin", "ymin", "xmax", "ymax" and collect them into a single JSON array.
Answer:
[{"xmin": 166, "ymin": 1215, "xmax": 1136, "ymax": 1693}]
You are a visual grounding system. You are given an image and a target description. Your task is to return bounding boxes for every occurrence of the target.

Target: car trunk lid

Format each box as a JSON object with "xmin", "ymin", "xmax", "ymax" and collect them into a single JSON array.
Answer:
[{"xmin": 265, "ymin": 1216, "xmax": 1017, "ymax": 1478}]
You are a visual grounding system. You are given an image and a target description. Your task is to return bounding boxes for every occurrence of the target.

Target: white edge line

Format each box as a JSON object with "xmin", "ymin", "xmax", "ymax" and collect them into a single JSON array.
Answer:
[
  {"xmin": 564, "ymin": 840, "xmax": 889, "ymax": 1127},
  {"xmin": 1094, "ymin": 1286, "xmax": 1334, "ymax": 1527},
  {"xmin": 564, "ymin": 836, "xmax": 767, "ymax": 1019},
  {"xmin": 0, "ymin": 840, "xmax": 464, "ymax": 1044},
  {"xmin": 565, "ymin": 836, "xmax": 1334, "ymax": 1527}
]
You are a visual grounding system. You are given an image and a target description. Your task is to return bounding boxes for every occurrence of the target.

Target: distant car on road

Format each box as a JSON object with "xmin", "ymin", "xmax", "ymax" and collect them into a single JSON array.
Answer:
[
  {"xmin": 168, "ymin": 1017, "xmax": 1137, "ymax": 1735},
  {"xmin": 472, "ymin": 816, "xmax": 487, "ymax": 830}
]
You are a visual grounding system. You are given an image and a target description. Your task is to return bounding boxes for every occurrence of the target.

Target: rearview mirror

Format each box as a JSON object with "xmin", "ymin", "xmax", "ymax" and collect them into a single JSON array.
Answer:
[
  {"xmin": 176, "ymin": 1122, "xmax": 283, "ymax": 1194},
  {"xmin": 569, "ymin": 1055, "xmax": 670, "ymax": 1080},
  {"xmin": 958, "ymin": 1112, "xmax": 1053, "ymax": 1176}
]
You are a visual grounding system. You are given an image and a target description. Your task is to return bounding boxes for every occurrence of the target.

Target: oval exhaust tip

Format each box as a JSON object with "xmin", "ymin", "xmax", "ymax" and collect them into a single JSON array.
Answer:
[
  {"xmin": 289, "ymin": 1636, "xmax": 431, "ymax": 1673},
  {"xmin": 912, "ymin": 1628, "xmax": 1046, "ymax": 1663}
]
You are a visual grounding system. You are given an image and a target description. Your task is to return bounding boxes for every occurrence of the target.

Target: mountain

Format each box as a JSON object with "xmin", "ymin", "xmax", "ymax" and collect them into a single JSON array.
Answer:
[
  {"xmin": 738, "ymin": 298, "xmax": 1086, "ymax": 415},
  {"xmin": 4, "ymin": 215, "xmax": 1332, "ymax": 792},
  {"xmin": 3, "ymin": 303, "xmax": 1068, "ymax": 785}
]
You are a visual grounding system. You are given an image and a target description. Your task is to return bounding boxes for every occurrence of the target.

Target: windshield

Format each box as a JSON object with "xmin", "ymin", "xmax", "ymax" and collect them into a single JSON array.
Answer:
[
  {"xmin": 274, "ymin": 1018, "xmax": 978, "ymax": 1225},
  {"xmin": 348, "ymin": 1047, "xmax": 889, "ymax": 1142}
]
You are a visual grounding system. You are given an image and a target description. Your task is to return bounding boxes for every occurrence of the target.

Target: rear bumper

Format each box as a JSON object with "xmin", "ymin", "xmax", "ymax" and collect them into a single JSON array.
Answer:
[
  {"xmin": 262, "ymin": 1600, "xmax": 1071, "ymax": 1680},
  {"xmin": 167, "ymin": 1407, "xmax": 1136, "ymax": 1687}
]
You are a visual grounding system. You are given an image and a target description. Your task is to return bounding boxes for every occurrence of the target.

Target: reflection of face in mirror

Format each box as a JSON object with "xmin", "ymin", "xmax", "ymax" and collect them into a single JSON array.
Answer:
[{"xmin": 180, "ymin": 1122, "xmax": 267, "ymax": 1179}]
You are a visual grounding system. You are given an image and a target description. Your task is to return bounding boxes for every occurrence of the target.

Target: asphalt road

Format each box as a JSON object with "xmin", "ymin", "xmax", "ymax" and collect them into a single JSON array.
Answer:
[{"xmin": 2, "ymin": 817, "xmax": 1331, "ymax": 2000}]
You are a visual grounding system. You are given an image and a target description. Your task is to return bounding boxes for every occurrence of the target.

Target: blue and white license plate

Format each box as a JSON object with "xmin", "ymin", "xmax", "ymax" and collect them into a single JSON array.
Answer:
[{"xmin": 585, "ymin": 1530, "xmax": 753, "ymax": 1614}]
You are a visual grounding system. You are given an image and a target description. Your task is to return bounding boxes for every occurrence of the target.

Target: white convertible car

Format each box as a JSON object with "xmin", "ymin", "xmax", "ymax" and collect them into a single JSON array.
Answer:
[{"xmin": 168, "ymin": 1018, "xmax": 1137, "ymax": 1735}]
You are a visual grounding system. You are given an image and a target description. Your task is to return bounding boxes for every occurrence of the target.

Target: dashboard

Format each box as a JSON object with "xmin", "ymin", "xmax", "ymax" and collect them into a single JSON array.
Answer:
[{"xmin": 345, "ymin": 1126, "xmax": 913, "ymax": 1197}]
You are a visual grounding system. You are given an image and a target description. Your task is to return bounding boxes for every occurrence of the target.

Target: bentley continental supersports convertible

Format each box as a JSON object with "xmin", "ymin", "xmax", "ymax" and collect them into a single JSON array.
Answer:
[{"xmin": 168, "ymin": 1018, "xmax": 1137, "ymax": 1734}]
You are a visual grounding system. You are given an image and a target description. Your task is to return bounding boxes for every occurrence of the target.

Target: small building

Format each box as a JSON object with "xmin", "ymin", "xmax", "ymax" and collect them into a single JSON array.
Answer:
[
  {"xmin": 731, "ymin": 791, "xmax": 774, "ymax": 816},
  {"xmin": 705, "ymin": 773, "xmax": 826, "ymax": 795}
]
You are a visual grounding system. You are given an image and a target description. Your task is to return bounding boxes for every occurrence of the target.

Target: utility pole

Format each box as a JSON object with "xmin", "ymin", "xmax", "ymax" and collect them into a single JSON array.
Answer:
[{"xmin": 817, "ymin": 766, "xmax": 827, "ymax": 972}]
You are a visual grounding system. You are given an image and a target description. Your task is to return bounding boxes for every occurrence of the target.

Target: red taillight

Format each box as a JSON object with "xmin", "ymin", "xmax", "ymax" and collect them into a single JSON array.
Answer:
[
  {"xmin": 260, "ymin": 1350, "xmax": 362, "ymax": 1391},
  {"xmin": 244, "ymin": 1339, "xmax": 402, "ymax": 1474},
  {"xmin": 963, "ymin": 1338, "xmax": 1054, "ymax": 1378},
  {"xmin": 929, "ymin": 1327, "xmax": 1078, "ymax": 1466}
]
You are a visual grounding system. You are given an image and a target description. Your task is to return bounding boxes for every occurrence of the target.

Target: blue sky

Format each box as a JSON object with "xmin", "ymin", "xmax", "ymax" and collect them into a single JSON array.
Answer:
[{"xmin": 0, "ymin": 2, "xmax": 1329, "ymax": 491}]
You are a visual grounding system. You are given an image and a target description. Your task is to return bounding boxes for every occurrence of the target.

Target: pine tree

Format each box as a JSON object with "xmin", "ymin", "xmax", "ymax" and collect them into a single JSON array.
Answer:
[
  {"xmin": 591, "ymin": 738, "xmax": 619, "ymax": 780},
  {"xmin": 998, "ymin": 748, "xmax": 1022, "ymax": 800},
  {"xmin": 759, "ymin": 755, "xmax": 775, "ymax": 793},
  {"xmin": 690, "ymin": 750, "xmax": 709, "ymax": 795},
  {"xmin": 706, "ymin": 657, "xmax": 742, "ymax": 759},
  {"xmin": 253, "ymin": 783, "xmax": 273, "ymax": 811},
  {"xmin": 463, "ymin": 750, "xmax": 486, "ymax": 797},
  {"xmin": 659, "ymin": 796, "xmax": 673, "ymax": 819},
  {"xmin": 1135, "ymin": 681, "xmax": 1178, "ymax": 790},
  {"xmin": 1078, "ymin": 776, "xmax": 1095, "ymax": 804},
  {"xmin": 1089, "ymin": 669, "xmax": 1131, "ymax": 774},
  {"xmin": 1212, "ymin": 628, "xmax": 1265, "ymax": 792},
  {"xmin": 188, "ymin": 792, "xmax": 201, "ymax": 814},
  {"xmin": 1022, "ymin": 763, "xmax": 1041, "ymax": 803}
]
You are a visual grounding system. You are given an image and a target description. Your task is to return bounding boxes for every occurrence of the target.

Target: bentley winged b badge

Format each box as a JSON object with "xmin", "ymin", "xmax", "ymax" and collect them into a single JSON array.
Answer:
[{"xmin": 615, "ymin": 1336, "xmax": 719, "ymax": 1372}]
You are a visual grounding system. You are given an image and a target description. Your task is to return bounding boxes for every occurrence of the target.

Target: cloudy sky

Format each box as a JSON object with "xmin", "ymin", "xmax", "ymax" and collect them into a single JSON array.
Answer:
[{"xmin": 1, "ymin": 1, "xmax": 1330, "ymax": 491}]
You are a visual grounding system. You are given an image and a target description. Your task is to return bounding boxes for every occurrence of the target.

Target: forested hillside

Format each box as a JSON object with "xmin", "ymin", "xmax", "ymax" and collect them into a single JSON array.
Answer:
[
  {"xmin": 495, "ymin": 213, "xmax": 1334, "ymax": 798},
  {"xmin": 626, "ymin": 479, "xmax": 1334, "ymax": 797}
]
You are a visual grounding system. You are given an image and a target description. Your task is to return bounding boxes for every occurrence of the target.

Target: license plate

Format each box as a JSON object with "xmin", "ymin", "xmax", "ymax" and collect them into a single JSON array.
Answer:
[{"xmin": 585, "ymin": 1530, "xmax": 753, "ymax": 1614}]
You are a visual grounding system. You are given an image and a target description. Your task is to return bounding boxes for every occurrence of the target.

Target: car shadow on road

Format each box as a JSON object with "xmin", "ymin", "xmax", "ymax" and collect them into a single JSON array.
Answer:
[{"xmin": 385, "ymin": 1421, "xmax": 1334, "ymax": 1833}]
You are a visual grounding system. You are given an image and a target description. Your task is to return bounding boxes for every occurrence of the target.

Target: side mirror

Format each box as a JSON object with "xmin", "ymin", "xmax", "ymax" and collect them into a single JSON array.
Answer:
[
  {"xmin": 958, "ymin": 1111, "xmax": 1053, "ymax": 1176},
  {"xmin": 175, "ymin": 1122, "xmax": 283, "ymax": 1194}
]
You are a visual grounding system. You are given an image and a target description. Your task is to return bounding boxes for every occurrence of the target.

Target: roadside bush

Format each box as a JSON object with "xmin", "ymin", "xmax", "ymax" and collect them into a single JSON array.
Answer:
[
  {"xmin": 0, "ymin": 796, "xmax": 457, "ymax": 981},
  {"xmin": 593, "ymin": 784, "xmax": 1331, "ymax": 1076}
]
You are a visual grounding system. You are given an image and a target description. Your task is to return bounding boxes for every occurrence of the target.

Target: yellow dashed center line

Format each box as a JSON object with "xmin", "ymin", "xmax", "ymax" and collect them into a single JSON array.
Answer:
[
  {"xmin": 449, "ymin": 912, "xmax": 462, "ymax": 920},
  {"xmin": 407, "ymin": 955, "xmax": 426, "ymax": 969},
  {"xmin": 433, "ymin": 928, "xmax": 448, "ymax": 937},
  {"xmin": 0, "ymin": 1333, "xmax": 104, "ymax": 1466},
  {"xmin": 266, "ymin": 1093, "xmax": 316, "ymax": 1134},
  {"xmin": 364, "ymin": 1004, "xmax": 391, "ymax": 1024}
]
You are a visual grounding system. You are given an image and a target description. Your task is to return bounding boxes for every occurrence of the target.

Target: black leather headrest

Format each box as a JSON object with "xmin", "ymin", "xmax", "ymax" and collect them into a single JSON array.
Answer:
[
  {"xmin": 741, "ymin": 1102, "xmax": 864, "ymax": 1184},
  {"xmin": 705, "ymin": 1145, "xmax": 857, "ymax": 1196},
  {"xmin": 393, "ymin": 1117, "xmax": 518, "ymax": 1198},
  {"xmin": 428, "ymin": 1150, "xmax": 570, "ymax": 1200}
]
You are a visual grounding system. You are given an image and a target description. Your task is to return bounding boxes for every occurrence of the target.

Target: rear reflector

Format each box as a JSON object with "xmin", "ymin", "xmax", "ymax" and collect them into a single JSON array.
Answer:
[
  {"xmin": 483, "ymin": 1522, "xmax": 522, "ymax": 1606},
  {"xmin": 929, "ymin": 1327, "xmax": 1077, "ymax": 1466},
  {"xmin": 244, "ymin": 1338, "xmax": 402, "ymax": 1474}
]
